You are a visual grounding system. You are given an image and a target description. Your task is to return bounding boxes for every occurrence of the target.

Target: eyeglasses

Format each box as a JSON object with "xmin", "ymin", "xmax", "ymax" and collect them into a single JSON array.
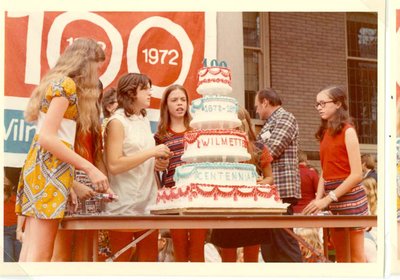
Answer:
[{"xmin": 314, "ymin": 100, "xmax": 335, "ymax": 109}]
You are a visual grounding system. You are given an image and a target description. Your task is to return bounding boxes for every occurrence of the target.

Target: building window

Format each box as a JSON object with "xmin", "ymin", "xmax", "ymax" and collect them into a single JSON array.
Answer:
[
  {"xmin": 243, "ymin": 12, "xmax": 269, "ymax": 118},
  {"xmin": 346, "ymin": 13, "xmax": 378, "ymax": 144}
]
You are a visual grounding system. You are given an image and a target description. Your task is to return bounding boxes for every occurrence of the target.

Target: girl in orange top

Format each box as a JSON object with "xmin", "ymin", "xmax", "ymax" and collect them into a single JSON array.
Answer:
[{"xmin": 303, "ymin": 85, "xmax": 368, "ymax": 262}]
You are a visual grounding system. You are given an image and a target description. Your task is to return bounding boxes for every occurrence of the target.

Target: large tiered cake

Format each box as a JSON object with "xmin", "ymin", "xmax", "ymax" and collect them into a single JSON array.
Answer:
[{"xmin": 151, "ymin": 66, "xmax": 288, "ymax": 213}]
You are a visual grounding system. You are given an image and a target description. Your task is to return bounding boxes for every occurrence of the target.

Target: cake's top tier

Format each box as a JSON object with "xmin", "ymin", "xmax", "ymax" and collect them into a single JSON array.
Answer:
[{"xmin": 197, "ymin": 67, "xmax": 232, "ymax": 96}]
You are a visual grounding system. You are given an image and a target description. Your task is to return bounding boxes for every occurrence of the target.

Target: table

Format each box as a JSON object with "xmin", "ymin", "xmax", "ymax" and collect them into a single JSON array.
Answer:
[{"xmin": 60, "ymin": 214, "xmax": 377, "ymax": 262}]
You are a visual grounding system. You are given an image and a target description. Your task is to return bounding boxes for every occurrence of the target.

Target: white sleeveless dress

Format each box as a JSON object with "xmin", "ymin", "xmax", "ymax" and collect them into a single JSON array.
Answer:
[{"xmin": 105, "ymin": 109, "xmax": 157, "ymax": 215}]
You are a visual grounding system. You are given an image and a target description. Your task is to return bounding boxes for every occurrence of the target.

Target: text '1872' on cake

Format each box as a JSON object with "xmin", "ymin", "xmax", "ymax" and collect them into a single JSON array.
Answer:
[{"xmin": 150, "ymin": 64, "xmax": 288, "ymax": 214}]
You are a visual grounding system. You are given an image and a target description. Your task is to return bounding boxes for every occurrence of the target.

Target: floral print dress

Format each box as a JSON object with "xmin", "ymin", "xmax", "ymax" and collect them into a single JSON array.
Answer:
[{"xmin": 16, "ymin": 77, "xmax": 78, "ymax": 219}]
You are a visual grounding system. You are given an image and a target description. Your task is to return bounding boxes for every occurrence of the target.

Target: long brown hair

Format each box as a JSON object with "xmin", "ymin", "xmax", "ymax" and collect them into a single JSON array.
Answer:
[
  {"xmin": 315, "ymin": 85, "xmax": 353, "ymax": 141},
  {"xmin": 157, "ymin": 84, "xmax": 191, "ymax": 137},
  {"xmin": 25, "ymin": 38, "xmax": 105, "ymax": 134},
  {"xmin": 102, "ymin": 87, "xmax": 117, "ymax": 118},
  {"xmin": 116, "ymin": 73, "xmax": 151, "ymax": 118},
  {"xmin": 237, "ymin": 106, "xmax": 262, "ymax": 173}
]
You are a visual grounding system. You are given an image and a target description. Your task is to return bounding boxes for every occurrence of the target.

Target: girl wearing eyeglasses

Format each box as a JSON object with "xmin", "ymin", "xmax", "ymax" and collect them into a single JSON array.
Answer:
[{"xmin": 303, "ymin": 85, "xmax": 368, "ymax": 263}]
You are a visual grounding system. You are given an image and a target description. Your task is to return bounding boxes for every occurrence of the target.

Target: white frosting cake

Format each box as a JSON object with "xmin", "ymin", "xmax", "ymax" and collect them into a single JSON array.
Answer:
[
  {"xmin": 151, "ymin": 66, "xmax": 288, "ymax": 214},
  {"xmin": 197, "ymin": 67, "xmax": 232, "ymax": 96},
  {"xmin": 174, "ymin": 162, "xmax": 258, "ymax": 188},
  {"xmin": 190, "ymin": 95, "xmax": 241, "ymax": 129},
  {"xmin": 181, "ymin": 129, "xmax": 251, "ymax": 163}
]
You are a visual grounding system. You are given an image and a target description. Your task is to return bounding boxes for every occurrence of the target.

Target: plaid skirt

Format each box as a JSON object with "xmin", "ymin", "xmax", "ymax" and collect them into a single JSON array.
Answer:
[{"xmin": 324, "ymin": 180, "xmax": 368, "ymax": 216}]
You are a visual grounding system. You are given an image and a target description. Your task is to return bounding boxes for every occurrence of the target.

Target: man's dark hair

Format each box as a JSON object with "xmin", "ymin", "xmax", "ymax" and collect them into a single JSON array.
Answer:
[{"xmin": 256, "ymin": 88, "xmax": 282, "ymax": 106}]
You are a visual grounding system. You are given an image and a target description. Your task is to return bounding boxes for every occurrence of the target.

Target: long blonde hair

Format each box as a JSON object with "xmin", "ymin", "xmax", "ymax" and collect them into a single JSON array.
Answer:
[
  {"xmin": 363, "ymin": 177, "xmax": 377, "ymax": 215},
  {"xmin": 296, "ymin": 228, "xmax": 323, "ymax": 259},
  {"xmin": 25, "ymin": 38, "xmax": 105, "ymax": 134}
]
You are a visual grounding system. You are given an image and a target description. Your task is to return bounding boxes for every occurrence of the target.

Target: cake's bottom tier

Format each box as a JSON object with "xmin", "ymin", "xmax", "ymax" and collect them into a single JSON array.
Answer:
[{"xmin": 151, "ymin": 183, "xmax": 289, "ymax": 211}]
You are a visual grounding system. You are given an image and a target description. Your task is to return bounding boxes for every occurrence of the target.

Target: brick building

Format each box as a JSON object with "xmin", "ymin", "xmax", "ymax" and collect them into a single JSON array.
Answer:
[{"xmin": 217, "ymin": 12, "xmax": 378, "ymax": 167}]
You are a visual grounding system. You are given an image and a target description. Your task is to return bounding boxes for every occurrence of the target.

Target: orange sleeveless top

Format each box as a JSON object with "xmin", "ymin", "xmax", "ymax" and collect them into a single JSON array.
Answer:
[{"xmin": 320, "ymin": 123, "xmax": 353, "ymax": 181}]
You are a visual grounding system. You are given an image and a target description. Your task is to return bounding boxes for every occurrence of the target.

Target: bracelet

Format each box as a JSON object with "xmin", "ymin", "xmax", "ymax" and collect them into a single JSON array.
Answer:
[{"xmin": 328, "ymin": 191, "xmax": 338, "ymax": 202}]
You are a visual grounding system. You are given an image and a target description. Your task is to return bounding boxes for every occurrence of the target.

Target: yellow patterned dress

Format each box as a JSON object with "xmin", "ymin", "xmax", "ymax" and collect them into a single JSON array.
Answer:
[{"xmin": 16, "ymin": 77, "xmax": 78, "ymax": 219}]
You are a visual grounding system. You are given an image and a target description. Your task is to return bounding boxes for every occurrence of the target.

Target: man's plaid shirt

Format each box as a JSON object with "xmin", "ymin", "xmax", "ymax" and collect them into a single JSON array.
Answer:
[{"xmin": 257, "ymin": 107, "xmax": 301, "ymax": 199}]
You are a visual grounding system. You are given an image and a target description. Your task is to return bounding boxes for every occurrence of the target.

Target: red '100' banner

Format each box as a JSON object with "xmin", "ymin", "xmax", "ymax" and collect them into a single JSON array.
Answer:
[
  {"xmin": 4, "ymin": 11, "xmax": 212, "ymax": 167},
  {"xmin": 4, "ymin": 12, "xmax": 206, "ymax": 107}
]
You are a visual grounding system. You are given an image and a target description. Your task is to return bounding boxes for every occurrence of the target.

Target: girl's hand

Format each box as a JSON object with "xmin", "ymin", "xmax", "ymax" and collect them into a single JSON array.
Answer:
[
  {"xmin": 101, "ymin": 188, "xmax": 117, "ymax": 202},
  {"xmin": 73, "ymin": 181, "xmax": 96, "ymax": 200},
  {"xmin": 69, "ymin": 187, "xmax": 79, "ymax": 212},
  {"xmin": 155, "ymin": 157, "xmax": 169, "ymax": 171},
  {"xmin": 16, "ymin": 229, "xmax": 24, "ymax": 242},
  {"xmin": 302, "ymin": 197, "xmax": 331, "ymax": 215},
  {"xmin": 86, "ymin": 165, "xmax": 109, "ymax": 192},
  {"xmin": 256, "ymin": 176, "xmax": 273, "ymax": 185},
  {"xmin": 153, "ymin": 144, "xmax": 172, "ymax": 159}
]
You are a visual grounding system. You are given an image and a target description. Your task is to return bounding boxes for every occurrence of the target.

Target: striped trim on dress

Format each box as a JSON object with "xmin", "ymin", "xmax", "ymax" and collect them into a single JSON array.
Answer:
[{"xmin": 324, "ymin": 180, "xmax": 368, "ymax": 216}]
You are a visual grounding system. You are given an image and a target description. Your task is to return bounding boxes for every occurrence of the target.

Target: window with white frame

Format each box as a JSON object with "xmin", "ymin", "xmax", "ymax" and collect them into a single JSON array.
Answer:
[
  {"xmin": 243, "ymin": 12, "xmax": 269, "ymax": 119},
  {"xmin": 346, "ymin": 12, "xmax": 378, "ymax": 145}
]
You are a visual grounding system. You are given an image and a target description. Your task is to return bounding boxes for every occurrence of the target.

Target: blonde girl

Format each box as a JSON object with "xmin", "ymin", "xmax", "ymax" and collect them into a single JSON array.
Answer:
[
  {"xmin": 52, "ymin": 80, "xmax": 110, "ymax": 262},
  {"xmin": 362, "ymin": 177, "xmax": 377, "ymax": 216},
  {"xmin": 16, "ymin": 38, "xmax": 109, "ymax": 262},
  {"xmin": 362, "ymin": 177, "xmax": 377, "ymax": 262},
  {"xmin": 295, "ymin": 228, "xmax": 323, "ymax": 262},
  {"xmin": 303, "ymin": 85, "xmax": 368, "ymax": 262},
  {"xmin": 154, "ymin": 84, "xmax": 207, "ymax": 262}
]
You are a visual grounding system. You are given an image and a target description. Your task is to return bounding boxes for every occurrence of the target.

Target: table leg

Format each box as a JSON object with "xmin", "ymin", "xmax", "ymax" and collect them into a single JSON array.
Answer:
[
  {"xmin": 323, "ymin": 228, "xmax": 329, "ymax": 258},
  {"xmin": 92, "ymin": 230, "xmax": 98, "ymax": 262},
  {"xmin": 344, "ymin": 228, "xmax": 351, "ymax": 262}
]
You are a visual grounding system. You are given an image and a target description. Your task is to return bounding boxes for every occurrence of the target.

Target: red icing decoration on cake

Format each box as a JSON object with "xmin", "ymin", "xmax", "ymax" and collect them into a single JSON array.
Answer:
[
  {"xmin": 197, "ymin": 67, "xmax": 232, "ymax": 87},
  {"xmin": 198, "ymin": 67, "xmax": 231, "ymax": 78},
  {"xmin": 184, "ymin": 129, "xmax": 248, "ymax": 147},
  {"xmin": 157, "ymin": 183, "xmax": 281, "ymax": 203}
]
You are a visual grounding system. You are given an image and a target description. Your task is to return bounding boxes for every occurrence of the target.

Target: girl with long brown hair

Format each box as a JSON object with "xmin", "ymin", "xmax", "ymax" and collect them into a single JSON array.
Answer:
[
  {"xmin": 303, "ymin": 85, "xmax": 368, "ymax": 262},
  {"xmin": 154, "ymin": 84, "xmax": 207, "ymax": 262}
]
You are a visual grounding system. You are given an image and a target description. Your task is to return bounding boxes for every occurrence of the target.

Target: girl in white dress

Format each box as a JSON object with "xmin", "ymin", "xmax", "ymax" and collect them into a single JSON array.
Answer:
[{"xmin": 104, "ymin": 73, "xmax": 171, "ymax": 261}]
